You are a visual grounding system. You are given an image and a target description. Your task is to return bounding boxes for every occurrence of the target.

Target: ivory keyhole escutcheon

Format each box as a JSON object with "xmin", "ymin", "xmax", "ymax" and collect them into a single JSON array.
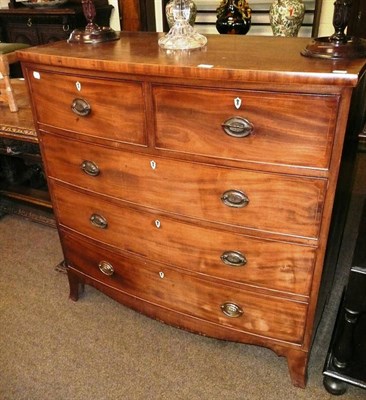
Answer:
[{"xmin": 234, "ymin": 97, "xmax": 242, "ymax": 109}]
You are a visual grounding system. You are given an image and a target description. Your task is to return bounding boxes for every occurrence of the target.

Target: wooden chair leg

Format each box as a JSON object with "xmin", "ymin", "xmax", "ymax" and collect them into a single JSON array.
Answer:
[
  {"xmin": 3, "ymin": 75, "xmax": 18, "ymax": 112},
  {"xmin": 0, "ymin": 55, "xmax": 18, "ymax": 112}
]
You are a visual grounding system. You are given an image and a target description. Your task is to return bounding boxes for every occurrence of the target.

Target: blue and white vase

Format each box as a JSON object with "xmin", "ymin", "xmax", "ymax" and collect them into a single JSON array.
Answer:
[{"xmin": 269, "ymin": 0, "xmax": 305, "ymax": 37}]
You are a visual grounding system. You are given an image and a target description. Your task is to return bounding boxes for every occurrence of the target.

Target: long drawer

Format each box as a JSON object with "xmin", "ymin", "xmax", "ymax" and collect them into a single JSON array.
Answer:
[
  {"xmin": 24, "ymin": 69, "xmax": 147, "ymax": 146},
  {"xmin": 62, "ymin": 231, "xmax": 308, "ymax": 344},
  {"xmin": 153, "ymin": 85, "xmax": 339, "ymax": 169},
  {"xmin": 52, "ymin": 182, "xmax": 316, "ymax": 296},
  {"xmin": 42, "ymin": 134, "xmax": 326, "ymax": 239}
]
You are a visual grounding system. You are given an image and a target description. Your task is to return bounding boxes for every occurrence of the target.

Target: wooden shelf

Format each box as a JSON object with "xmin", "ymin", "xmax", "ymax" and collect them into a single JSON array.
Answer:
[{"xmin": 0, "ymin": 185, "xmax": 51, "ymax": 209}]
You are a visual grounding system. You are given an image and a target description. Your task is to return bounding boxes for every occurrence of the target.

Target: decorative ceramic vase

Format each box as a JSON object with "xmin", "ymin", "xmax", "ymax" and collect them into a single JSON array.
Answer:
[
  {"xmin": 166, "ymin": 0, "xmax": 197, "ymax": 28},
  {"xmin": 269, "ymin": 0, "xmax": 305, "ymax": 37},
  {"xmin": 216, "ymin": 0, "xmax": 252, "ymax": 35}
]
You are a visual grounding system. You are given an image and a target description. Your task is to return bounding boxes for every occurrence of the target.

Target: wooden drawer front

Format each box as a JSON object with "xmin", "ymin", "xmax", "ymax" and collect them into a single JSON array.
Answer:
[
  {"xmin": 43, "ymin": 135, "xmax": 326, "ymax": 238},
  {"xmin": 62, "ymin": 232, "xmax": 307, "ymax": 344},
  {"xmin": 153, "ymin": 86, "xmax": 338, "ymax": 169},
  {"xmin": 26, "ymin": 69, "xmax": 146, "ymax": 145},
  {"xmin": 52, "ymin": 183, "xmax": 315, "ymax": 296}
]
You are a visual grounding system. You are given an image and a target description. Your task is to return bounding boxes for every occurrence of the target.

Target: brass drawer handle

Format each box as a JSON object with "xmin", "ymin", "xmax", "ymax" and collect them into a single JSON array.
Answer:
[
  {"xmin": 81, "ymin": 160, "xmax": 100, "ymax": 176},
  {"xmin": 221, "ymin": 250, "xmax": 247, "ymax": 267},
  {"xmin": 221, "ymin": 190, "xmax": 249, "ymax": 208},
  {"xmin": 71, "ymin": 98, "xmax": 91, "ymax": 117},
  {"xmin": 90, "ymin": 213, "xmax": 108, "ymax": 229},
  {"xmin": 220, "ymin": 302, "xmax": 244, "ymax": 318},
  {"xmin": 222, "ymin": 117, "xmax": 253, "ymax": 138},
  {"xmin": 5, "ymin": 146, "xmax": 22, "ymax": 155},
  {"xmin": 98, "ymin": 260, "xmax": 114, "ymax": 276}
]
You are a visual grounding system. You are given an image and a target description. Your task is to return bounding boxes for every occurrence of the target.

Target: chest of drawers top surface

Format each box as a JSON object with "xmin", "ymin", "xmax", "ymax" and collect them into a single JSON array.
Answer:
[{"xmin": 17, "ymin": 33, "xmax": 366, "ymax": 87}]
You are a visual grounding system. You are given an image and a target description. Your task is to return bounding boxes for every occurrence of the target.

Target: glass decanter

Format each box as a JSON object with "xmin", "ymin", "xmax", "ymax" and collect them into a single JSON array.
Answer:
[{"xmin": 158, "ymin": 0, "xmax": 207, "ymax": 50}]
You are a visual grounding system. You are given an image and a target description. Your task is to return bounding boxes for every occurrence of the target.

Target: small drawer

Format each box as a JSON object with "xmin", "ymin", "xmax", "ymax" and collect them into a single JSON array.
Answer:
[
  {"xmin": 153, "ymin": 85, "xmax": 339, "ymax": 169},
  {"xmin": 43, "ymin": 135, "xmax": 326, "ymax": 239},
  {"xmin": 62, "ymin": 232, "xmax": 307, "ymax": 344},
  {"xmin": 26, "ymin": 69, "xmax": 146, "ymax": 146},
  {"xmin": 52, "ymin": 183, "xmax": 316, "ymax": 296}
]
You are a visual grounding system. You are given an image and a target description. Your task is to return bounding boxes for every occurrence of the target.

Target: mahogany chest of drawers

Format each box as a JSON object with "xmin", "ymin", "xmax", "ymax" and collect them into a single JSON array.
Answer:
[{"xmin": 17, "ymin": 33, "xmax": 366, "ymax": 388}]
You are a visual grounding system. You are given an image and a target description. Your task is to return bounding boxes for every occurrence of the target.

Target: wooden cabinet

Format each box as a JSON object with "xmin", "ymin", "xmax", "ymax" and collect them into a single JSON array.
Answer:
[
  {"xmin": 0, "ymin": 80, "xmax": 53, "ymax": 225},
  {"xmin": 0, "ymin": 0, "xmax": 113, "ymax": 45},
  {"xmin": 17, "ymin": 33, "xmax": 366, "ymax": 389},
  {"xmin": 0, "ymin": 134, "xmax": 52, "ymax": 222}
]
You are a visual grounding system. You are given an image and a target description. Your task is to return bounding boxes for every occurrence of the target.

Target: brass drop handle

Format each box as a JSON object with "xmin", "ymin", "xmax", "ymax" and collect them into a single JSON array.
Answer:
[
  {"xmin": 221, "ymin": 250, "xmax": 247, "ymax": 267},
  {"xmin": 81, "ymin": 160, "xmax": 100, "ymax": 176},
  {"xmin": 5, "ymin": 146, "xmax": 21, "ymax": 155},
  {"xmin": 90, "ymin": 213, "xmax": 108, "ymax": 229},
  {"xmin": 222, "ymin": 117, "xmax": 253, "ymax": 138},
  {"xmin": 221, "ymin": 190, "xmax": 249, "ymax": 208},
  {"xmin": 71, "ymin": 98, "xmax": 91, "ymax": 117},
  {"xmin": 220, "ymin": 302, "xmax": 244, "ymax": 318},
  {"xmin": 98, "ymin": 261, "xmax": 114, "ymax": 276}
]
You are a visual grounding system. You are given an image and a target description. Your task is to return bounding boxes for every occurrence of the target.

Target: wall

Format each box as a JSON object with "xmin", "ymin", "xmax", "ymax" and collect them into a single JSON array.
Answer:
[
  {"xmin": 109, "ymin": 0, "xmax": 121, "ymax": 30},
  {"xmin": 318, "ymin": 0, "xmax": 335, "ymax": 36}
]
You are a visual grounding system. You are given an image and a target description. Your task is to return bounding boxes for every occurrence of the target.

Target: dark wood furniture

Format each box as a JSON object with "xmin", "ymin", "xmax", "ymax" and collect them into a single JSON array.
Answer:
[
  {"xmin": 0, "ymin": 0, "xmax": 113, "ymax": 45},
  {"xmin": 117, "ymin": 0, "xmax": 156, "ymax": 32},
  {"xmin": 348, "ymin": 0, "xmax": 366, "ymax": 39},
  {"xmin": 18, "ymin": 33, "xmax": 366, "ymax": 388},
  {"xmin": 323, "ymin": 174, "xmax": 366, "ymax": 395},
  {"xmin": 0, "ymin": 79, "xmax": 54, "ymax": 226}
]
